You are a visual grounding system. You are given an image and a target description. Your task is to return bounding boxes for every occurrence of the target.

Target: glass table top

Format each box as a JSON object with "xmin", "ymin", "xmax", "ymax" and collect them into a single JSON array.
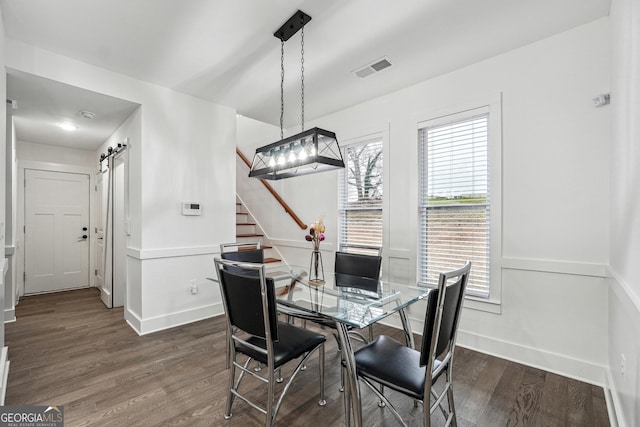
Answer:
[{"xmin": 210, "ymin": 264, "xmax": 432, "ymax": 329}]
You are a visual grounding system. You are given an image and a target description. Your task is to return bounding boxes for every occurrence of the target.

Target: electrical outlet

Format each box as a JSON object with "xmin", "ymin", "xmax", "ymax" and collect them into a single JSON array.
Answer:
[
  {"xmin": 620, "ymin": 353, "xmax": 626, "ymax": 378},
  {"xmin": 190, "ymin": 279, "xmax": 198, "ymax": 295}
]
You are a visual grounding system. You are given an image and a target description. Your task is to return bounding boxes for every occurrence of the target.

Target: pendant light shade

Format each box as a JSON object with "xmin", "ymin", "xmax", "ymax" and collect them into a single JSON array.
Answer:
[
  {"xmin": 249, "ymin": 10, "xmax": 344, "ymax": 180},
  {"xmin": 249, "ymin": 127, "xmax": 344, "ymax": 179}
]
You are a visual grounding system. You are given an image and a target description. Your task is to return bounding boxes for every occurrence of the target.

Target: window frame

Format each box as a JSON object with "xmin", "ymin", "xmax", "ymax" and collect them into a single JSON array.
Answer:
[
  {"xmin": 338, "ymin": 132, "xmax": 386, "ymax": 254},
  {"xmin": 416, "ymin": 95, "xmax": 502, "ymax": 312}
]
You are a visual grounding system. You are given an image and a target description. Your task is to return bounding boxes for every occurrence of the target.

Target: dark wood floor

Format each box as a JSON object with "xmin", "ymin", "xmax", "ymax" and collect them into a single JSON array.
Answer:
[{"xmin": 5, "ymin": 288, "xmax": 610, "ymax": 427}]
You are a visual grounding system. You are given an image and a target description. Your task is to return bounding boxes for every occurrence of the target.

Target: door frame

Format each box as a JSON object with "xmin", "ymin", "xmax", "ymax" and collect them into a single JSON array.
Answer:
[{"xmin": 17, "ymin": 160, "xmax": 97, "ymax": 299}]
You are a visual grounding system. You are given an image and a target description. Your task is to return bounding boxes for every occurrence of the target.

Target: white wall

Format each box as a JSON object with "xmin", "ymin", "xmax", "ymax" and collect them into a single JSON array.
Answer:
[
  {"xmin": 6, "ymin": 39, "xmax": 236, "ymax": 334},
  {"xmin": 17, "ymin": 141, "xmax": 95, "ymax": 168},
  {"xmin": 238, "ymin": 18, "xmax": 611, "ymax": 385},
  {"xmin": 0, "ymin": 5, "xmax": 6, "ymax": 345},
  {"xmin": 608, "ymin": 0, "xmax": 640, "ymax": 425},
  {"xmin": 4, "ymin": 119, "xmax": 16, "ymax": 323}
]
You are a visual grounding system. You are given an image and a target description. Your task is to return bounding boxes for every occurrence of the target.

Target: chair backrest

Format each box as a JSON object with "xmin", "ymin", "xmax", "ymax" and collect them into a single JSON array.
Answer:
[
  {"xmin": 334, "ymin": 251, "xmax": 382, "ymax": 280},
  {"xmin": 334, "ymin": 273, "xmax": 379, "ymax": 292},
  {"xmin": 220, "ymin": 243, "xmax": 264, "ymax": 275},
  {"xmin": 419, "ymin": 261, "xmax": 471, "ymax": 367},
  {"xmin": 338, "ymin": 244, "xmax": 382, "ymax": 257},
  {"xmin": 214, "ymin": 258, "xmax": 278, "ymax": 341}
]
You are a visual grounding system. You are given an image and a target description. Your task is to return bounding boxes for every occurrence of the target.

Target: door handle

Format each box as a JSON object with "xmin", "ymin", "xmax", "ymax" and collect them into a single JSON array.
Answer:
[{"xmin": 78, "ymin": 235, "xmax": 88, "ymax": 242}]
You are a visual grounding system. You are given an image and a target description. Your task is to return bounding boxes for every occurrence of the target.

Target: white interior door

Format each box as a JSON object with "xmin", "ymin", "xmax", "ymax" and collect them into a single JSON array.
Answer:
[
  {"xmin": 113, "ymin": 156, "xmax": 126, "ymax": 307},
  {"xmin": 97, "ymin": 154, "xmax": 126, "ymax": 309},
  {"xmin": 24, "ymin": 169, "xmax": 90, "ymax": 294}
]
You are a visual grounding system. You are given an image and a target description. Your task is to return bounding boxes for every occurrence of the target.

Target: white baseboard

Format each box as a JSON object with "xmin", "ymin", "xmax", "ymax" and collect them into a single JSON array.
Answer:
[
  {"xmin": 604, "ymin": 368, "xmax": 623, "ymax": 427},
  {"xmin": 0, "ymin": 347, "xmax": 8, "ymax": 405},
  {"xmin": 126, "ymin": 303, "xmax": 225, "ymax": 336},
  {"xmin": 378, "ymin": 313, "xmax": 606, "ymax": 387},
  {"xmin": 4, "ymin": 308, "xmax": 15, "ymax": 323},
  {"xmin": 456, "ymin": 329, "xmax": 606, "ymax": 386},
  {"xmin": 124, "ymin": 308, "xmax": 143, "ymax": 334},
  {"xmin": 100, "ymin": 287, "xmax": 111, "ymax": 308}
]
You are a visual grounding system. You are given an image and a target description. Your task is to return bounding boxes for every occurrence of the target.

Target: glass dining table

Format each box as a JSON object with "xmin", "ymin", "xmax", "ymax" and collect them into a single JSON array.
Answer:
[{"xmin": 210, "ymin": 264, "xmax": 432, "ymax": 427}]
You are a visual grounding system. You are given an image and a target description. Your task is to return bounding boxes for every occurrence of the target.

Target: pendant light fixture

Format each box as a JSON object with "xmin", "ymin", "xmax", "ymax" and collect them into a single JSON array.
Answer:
[{"xmin": 249, "ymin": 10, "xmax": 345, "ymax": 180}]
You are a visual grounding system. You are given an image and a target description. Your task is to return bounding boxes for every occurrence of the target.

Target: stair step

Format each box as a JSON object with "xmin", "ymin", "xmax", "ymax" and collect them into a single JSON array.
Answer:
[
  {"xmin": 238, "ymin": 245, "xmax": 273, "ymax": 251},
  {"xmin": 236, "ymin": 233, "xmax": 264, "ymax": 238},
  {"xmin": 236, "ymin": 222, "xmax": 256, "ymax": 226},
  {"xmin": 264, "ymin": 257, "xmax": 281, "ymax": 263}
]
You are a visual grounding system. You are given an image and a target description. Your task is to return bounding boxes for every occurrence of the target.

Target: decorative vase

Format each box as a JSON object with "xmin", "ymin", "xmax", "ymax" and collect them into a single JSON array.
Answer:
[{"xmin": 308, "ymin": 250, "xmax": 325, "ymax": 285}]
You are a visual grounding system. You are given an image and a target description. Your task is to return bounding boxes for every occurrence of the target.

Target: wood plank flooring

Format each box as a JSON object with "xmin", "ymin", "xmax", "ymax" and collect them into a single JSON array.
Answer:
[{"xmin": 5, "ymin": 288, "xmax": 610, "ymax": 426}]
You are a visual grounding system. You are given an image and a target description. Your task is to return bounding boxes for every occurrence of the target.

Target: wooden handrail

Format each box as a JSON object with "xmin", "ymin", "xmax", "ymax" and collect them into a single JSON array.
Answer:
[{"xmin": 236, "ymin": 148, "xmax": 308, "ymax": 230}]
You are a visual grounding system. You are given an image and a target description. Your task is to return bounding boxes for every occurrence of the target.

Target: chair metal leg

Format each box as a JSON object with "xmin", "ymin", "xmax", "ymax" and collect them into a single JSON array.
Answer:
[
  {"xmin": 336, "ymin": 322, "xmax": 363, "ymax": 426},
  {"xmin": 398, "ymin": 307, "xmax": 415, "ymax": 349},
  {"xmin": 267, "ymin": 364, "xmax": 276, "ymax": 427},
  {"xmin": 446, "ymin": 370, "xmax": 458, "ymax": 427},
  {"xmin": 319, "ymin": 342, "xmax": 326, "ymax": 406},
  {"xmin": 378, "ymin": 384, "xmax": 386, "ymax": 407},
  {"xmin": 360, "ymin": 377, "xmax": 408, "ymax": 427},
  {"xmin": 343, "ymin": 369, "xmax": 351, "ymax": 426},
  {"xmin": 224, "ymin": 359, "xmax": 235, "ymax": 419},
  {"xmin": 424, "ymin": 403, "xmax": 431, "ymax": 427},
  {"xmin": 225, "ymin": 330, "xmax": 231, "ymax": 369}
]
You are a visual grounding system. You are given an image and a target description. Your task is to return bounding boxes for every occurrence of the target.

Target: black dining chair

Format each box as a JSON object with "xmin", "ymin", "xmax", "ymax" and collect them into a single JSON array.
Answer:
[
  {"xmin": 321, "ymin": 245, "xmax": 383, "ymax": 392},
  {"xmin": 219, "ymin": 242, "xmax": 266, "ymax": 368},
  {"xmin": 334, "ymin": 245, "xmax": 382, "ymax": 343},
  {"xmin": 303, "ymin": 245, "xmax": 382, "ymax": 343},
  {"xmin": 353, "ymin": 261, "xmax": 471, "ymax": 427},
  {"xmin": 214, "ymin": 258, "xmax": 327, "ymax": 427}
]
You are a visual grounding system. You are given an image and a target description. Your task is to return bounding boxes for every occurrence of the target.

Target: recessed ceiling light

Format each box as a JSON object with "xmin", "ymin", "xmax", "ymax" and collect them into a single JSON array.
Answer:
[
  {"xmin": 59, "ymin": 123, "xmax": 78, "ymax": 131},
  {"xmin": 78, "ymin": 110, "xmax": 96, "ymax": 120}
]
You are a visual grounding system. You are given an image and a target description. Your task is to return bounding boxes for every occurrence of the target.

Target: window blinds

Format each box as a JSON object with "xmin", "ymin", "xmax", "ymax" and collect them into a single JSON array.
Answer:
[
  {"xmin": 338, "ymin": 138, "xmax": 383, "ymax": 248},
  {"xmin": 418, "ymin": 109, "xmax": 491, "ymax": 297}
]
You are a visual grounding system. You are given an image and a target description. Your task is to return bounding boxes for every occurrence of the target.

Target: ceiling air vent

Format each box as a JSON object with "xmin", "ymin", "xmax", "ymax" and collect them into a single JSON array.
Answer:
[{"xmin": 353, "ymin": 57, "xmax": 392, "ymax": 78}]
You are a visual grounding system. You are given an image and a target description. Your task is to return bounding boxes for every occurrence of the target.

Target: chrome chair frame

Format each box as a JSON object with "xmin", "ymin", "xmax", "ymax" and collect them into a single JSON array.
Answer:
[
  {"xmin": 354, "ymin": 261, "xmax": 471, "ymax": 427},
  {"xmin": 215, "ymin": 258, "xmax": 326, "ymax": 427},
  {"xmin": 219, "ymin": 242, "xmax": 265, "ymax": 368}
]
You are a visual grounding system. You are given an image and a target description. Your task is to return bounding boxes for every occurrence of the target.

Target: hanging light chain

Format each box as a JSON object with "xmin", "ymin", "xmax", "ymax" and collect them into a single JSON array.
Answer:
[
  {"xmin": 300, "ymin": 18, "xmax": 305, "ymax": 132},
  {"xmin": 280, "ymin": 38, "xmax": 285, "ymax": 141}
]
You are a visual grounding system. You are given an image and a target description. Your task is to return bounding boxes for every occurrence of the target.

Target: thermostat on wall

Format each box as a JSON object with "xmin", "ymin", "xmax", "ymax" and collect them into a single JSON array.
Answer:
[{"xmin": 182, "ymin": 202, "xmax": 201, "ymax": 216}]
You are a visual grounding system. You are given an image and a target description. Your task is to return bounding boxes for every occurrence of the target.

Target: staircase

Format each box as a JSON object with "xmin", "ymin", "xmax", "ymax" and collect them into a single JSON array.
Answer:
[{"xmin": 235, "ymin": 199, "xmax": 282, "ymax": 264}]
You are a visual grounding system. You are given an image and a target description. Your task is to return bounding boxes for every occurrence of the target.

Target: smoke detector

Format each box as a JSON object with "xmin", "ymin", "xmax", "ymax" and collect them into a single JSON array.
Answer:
[
  {"xmin": 78, "ymin": 110, "xmax": 96, "ymax": 119},
  {"xmin": 353, "ymin": 57, "xmax": 392, "ymax": 78}
]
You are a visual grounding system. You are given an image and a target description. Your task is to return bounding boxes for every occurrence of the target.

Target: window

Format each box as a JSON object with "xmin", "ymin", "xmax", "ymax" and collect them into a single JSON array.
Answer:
[
  {"xmin": 418, "ymin": 106, "xmax": 496, "ymax": 298},
  {"xmin": 338, "ymin": 137, "xmax": 383, "ymax": 251}
]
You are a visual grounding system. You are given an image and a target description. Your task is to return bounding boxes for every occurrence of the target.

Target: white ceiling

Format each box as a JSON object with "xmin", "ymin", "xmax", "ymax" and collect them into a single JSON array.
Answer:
[
  {"xmin": 1, "ymin": 0, "xmax": 611, "ymax": 149},
  {"xmin": 7, "ymin": 70, "xmax": 140, "ymax": 150}
]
